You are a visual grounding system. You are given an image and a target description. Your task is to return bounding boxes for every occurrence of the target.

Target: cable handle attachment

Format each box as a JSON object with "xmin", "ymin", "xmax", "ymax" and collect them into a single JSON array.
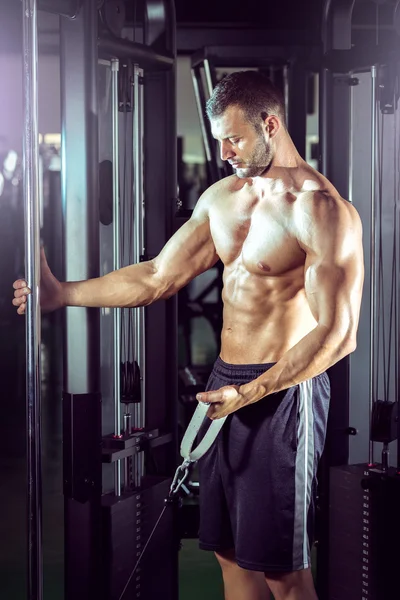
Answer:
[
  {"xmin": 168, "ymin": 459, "xmax": 191, "ymax": 498},
  {"xmin": 180, "ymin": 401, "xmax": 227, "ymax": 463}
]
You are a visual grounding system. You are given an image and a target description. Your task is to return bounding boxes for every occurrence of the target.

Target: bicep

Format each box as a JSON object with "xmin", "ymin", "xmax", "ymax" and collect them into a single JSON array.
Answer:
[{"xmin": 153, "ymin": 216, "xmax": 219, "ymax": 298}]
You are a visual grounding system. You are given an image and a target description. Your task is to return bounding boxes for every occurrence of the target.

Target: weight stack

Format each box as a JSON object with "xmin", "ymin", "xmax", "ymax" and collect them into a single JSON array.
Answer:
[
  {"xmin": 101, "ymin": 476, "xmax": 178, "ymax": 600},
  {"xmin": 328, "ymin": 464, "xmax": 400, "ymax": 600}
]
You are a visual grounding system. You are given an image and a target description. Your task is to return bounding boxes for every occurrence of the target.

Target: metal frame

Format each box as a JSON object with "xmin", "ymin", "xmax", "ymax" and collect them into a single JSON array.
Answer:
[
  {"xmin": 320, "ymin": 1, "xmax": 400, "ymax": 598},
  {"xmin": 60, "ymin": 1, "xmax": 178, "ymax": 598},
  {"xmin": 60, "ymin": 3, "xmax": 102, "ymax": 599}
]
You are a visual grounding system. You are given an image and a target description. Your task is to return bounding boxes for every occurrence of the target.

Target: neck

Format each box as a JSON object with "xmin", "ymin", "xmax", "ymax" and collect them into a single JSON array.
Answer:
[{"xmin": 270, "ymin": 134, "xmax": 303, "ymax": 169}]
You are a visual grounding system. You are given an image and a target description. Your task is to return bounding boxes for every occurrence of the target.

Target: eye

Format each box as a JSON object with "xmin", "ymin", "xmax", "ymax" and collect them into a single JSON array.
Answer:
[{"xmin": 229, "ymin": 138, "xmax": 241, "ymax": 145}]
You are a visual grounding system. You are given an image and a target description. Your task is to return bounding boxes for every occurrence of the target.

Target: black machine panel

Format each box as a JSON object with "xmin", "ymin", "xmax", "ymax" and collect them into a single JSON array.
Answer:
[
  {"xmin": 101, "ymin": 476, "xmax": 178, "ymax": 600},
  {"xmin": 328, "ymin": 464, "xmax": 400, "ymax": 600}
]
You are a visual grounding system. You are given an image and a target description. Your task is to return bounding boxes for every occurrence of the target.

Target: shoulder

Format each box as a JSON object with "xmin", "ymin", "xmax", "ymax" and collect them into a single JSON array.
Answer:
[
  {"xmin": 192, "ymin": 174, "xmax": 238, "ymax": 218},
  {"xmin": 294, "ymin": 190, "xmax": 362, "ymax": 253}
]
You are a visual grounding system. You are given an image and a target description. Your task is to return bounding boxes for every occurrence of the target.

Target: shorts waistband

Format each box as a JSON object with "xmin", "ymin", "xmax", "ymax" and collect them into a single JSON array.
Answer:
[{"xmin": 212, "ymin": 356, "xmax": 275, "ymax": 383}]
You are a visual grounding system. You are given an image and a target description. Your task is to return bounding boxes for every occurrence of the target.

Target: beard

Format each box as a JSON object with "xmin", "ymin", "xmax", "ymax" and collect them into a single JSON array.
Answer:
[{"xmin": 233, "ymin": 135, "xmax": 273, "ymax": 179}]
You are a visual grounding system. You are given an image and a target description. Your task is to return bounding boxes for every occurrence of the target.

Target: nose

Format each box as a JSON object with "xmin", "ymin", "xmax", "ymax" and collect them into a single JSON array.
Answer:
[{"xmin": 219, "ymin": 140, "xmax": 235, "ymax": 162}]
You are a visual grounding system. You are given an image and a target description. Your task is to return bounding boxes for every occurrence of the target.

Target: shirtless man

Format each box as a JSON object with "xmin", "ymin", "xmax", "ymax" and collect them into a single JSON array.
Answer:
[{"xmin": 13, "ymin": 71, "xmax": 364, "ymax": 600}]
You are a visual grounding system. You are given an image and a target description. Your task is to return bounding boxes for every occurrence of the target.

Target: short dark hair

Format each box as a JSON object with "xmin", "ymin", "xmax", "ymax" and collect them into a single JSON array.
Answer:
[{"xmin": 206, "ymin": 70, "xmax": 286, "ymax": 129}]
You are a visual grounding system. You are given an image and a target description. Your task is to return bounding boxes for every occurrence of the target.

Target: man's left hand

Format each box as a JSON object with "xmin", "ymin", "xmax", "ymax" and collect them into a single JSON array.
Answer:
[{"xmin": 196, "ymin": 385, "xmax": 250, "ymax": 419}]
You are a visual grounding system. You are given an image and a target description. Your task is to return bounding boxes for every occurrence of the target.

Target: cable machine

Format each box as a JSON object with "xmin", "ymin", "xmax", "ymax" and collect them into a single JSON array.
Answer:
[
  {"xmin": 22, "ymin": 1, "xmax": 178, "ymax": 599},
  {"xmin": 320, "ymin": 2, "xmax": 400, "ymax": 598}
]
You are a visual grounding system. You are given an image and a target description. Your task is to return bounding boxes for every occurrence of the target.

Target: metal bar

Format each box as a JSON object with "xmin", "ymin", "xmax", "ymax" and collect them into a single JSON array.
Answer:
[
  {"xmin": 348, "ymin": 73, "xmax": 354, "ymax": 203},
  {"xmin": 283, "ymin": 64, "xmax": 289, "ymax": 126},
  {"xmin": 191, "ymin": 68, "xmax": 212, "ymax": 164},
  {"xmin": 111, "ymin": 58, "xmax": 122, "ymax": 497},
  {"xmin": 191, "ymin": 67, "xmax": 220, "ymax": 183},
  {"xmin": 319, "ymin": 67, "xmax": 331, "ymax": 177},
  {"xmin": 98, "ymin": 36, "xmax": 174, "ymax": 71},
  {"xmin": 22, "ymin": 1, "xmax": 43, "ymax": 599},
  {"xmin": 133, "ymin": 65, "xmax": 146, "ymax": 486},
  {"xmin": 369, "ymin": 65, "xmax": 377, "ymax": 465},
  {"xmin": 202, "ymin": 59, "xmax": 232, "ymax": 177},
  {"xmin": 38, "ymin": 0, "xmax": 81, "ymax": 18},
  {"xmin": 203, "ymin": 58, "xmax": 214, "ymax": 98}
]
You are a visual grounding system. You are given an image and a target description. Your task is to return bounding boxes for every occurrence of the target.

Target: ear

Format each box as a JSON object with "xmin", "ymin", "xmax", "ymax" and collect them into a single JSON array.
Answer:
[{"xmin": 265, "ymin": 115, "xmax": 281, "ymax": 138}]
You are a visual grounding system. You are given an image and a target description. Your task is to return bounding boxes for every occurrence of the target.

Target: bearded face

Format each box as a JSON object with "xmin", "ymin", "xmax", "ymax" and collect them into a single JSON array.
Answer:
[
  {"xmin": 210, "ymin": 105, "xmax": 275, "ymax": 179},
  {"xmin": 231, "ymin": 133, "xmax": 274, "ymax": 178}
]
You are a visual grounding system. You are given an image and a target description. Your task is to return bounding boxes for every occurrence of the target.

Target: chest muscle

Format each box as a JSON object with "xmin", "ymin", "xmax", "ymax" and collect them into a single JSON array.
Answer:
[{"xmin": 210, "ymin": 204, "xmax": 304, "ymax": 276}]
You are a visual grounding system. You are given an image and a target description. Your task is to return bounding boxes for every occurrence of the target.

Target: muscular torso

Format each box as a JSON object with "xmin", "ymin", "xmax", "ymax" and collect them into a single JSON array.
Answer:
[{"xmin": 207, "ymin": 167, "xmax": 334, "ymax": 363}]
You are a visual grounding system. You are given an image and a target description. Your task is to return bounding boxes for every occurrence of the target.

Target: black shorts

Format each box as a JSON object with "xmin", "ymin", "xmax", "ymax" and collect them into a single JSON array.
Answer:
[{"xmin": 198, "ymin": 357, "xmax": 330, "ymax": 573}]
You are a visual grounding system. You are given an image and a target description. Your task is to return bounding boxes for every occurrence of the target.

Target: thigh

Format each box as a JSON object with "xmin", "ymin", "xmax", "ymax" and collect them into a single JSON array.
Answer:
[
  {"xmin": 220, "ymin": 387, "xmax": 300, "ymax": 571},
  {"xmin": 198, "ymin": 440, "xmax": 234, "ymax": 551}
]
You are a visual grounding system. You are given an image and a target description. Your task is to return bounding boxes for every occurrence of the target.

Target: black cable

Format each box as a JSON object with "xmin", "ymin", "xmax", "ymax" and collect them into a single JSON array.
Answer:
[
  {"xmin": 380, "ymin": 113, "xmax": 387, "ymax": 402},
  {"xmin": 128, "ymin": 66, "xmax": 135, "ymax": 367},
  {"xmin": 118, "ymin": 505, "xmax": 168, "ymax": 600},
  {"xmin": 376, "ymin": 110, "xmax": 385, "ymax": 402},
  {"xmin": 121, "ymin": 93, "xmax": 129, "ymax": 364},
  {"xmin": 396, "ymin": 103, "xmax": 400, "ymax": 411},
  {"xmin": 397, "ymin": 105, "xmax": 400, "ymax": 469},
  {"xmin": 386, "ymin": 112, "xmax": 397, "ymax": 404}
]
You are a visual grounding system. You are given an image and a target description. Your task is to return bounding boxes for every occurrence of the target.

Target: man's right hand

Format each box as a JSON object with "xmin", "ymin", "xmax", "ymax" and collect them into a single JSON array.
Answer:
[{"xmin": 12, "ymin": 248, "xmax": 64, "ymax": 315}]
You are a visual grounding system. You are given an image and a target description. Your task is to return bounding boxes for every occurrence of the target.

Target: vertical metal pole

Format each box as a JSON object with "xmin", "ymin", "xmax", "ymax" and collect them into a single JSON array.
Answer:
[
  {"xmin": 133, "ymin": 64, "xmax": 146, "ymax": 485},
  {"xmin": 111, "ymin": 58, "xmax": 122, "ymax": 496},
  {"xmin": 369, "ymin": 66, "xmax": 377, "ymax": 465},
  {"xmin": 203, "ymin": 58, "xmax": 214, "ymax": 98},
  {"xmin": 348, "ymin": 73, "xmax": 354, "ymax": 204},
  {"xmin": 319, "ymin": 68, "xmax": 331, "ymax": 177},
  {"xmin": 191, "ymin": 68, "xmax": 212, "ymax": 164},
  {"xmin": 22, "ymin": 1, "xmax": 43, "ymax": 599},
  {"xmin": 283, "ymin": 64, "xmax": 289, "ymax": 127},
  {"xmin": 396, "ymin": 106, "xmax": 400, "ymax": 470},
  {"xmin": 191, "ymin": 67, "xmax": 220, "ymax": 183}
]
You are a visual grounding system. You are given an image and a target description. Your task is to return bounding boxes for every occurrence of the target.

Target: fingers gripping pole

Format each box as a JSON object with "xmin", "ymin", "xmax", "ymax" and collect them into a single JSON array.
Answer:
[{"xmin": 22, "ymin": 1, "xmax": 43, "ymax": 599}]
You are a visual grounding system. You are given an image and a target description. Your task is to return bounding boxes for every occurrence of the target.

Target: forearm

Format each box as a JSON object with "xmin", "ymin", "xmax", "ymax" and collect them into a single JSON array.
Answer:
[
  {"xmin": 241, "ymin": 325, "xmax": 356, "ymax": 402},
  {"xmin": 61, "ymin": 261, "xmax": 164, "ymax": 308}
]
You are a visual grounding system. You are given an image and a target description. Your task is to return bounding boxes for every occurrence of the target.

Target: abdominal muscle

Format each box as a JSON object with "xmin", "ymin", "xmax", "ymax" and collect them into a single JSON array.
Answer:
[{"xmin": 219, "ymin": 264, "xmax": 317, "ymax": 364}]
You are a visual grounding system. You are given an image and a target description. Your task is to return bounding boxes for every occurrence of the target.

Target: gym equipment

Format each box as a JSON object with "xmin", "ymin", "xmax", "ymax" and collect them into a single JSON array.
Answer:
[
  {"xmin": 321, "ymin": 2, "xmax": 400, "ymax": 598},
  {"xmin": 22, "ymin": 1, "xmax": 178, "ymax": 599}
]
